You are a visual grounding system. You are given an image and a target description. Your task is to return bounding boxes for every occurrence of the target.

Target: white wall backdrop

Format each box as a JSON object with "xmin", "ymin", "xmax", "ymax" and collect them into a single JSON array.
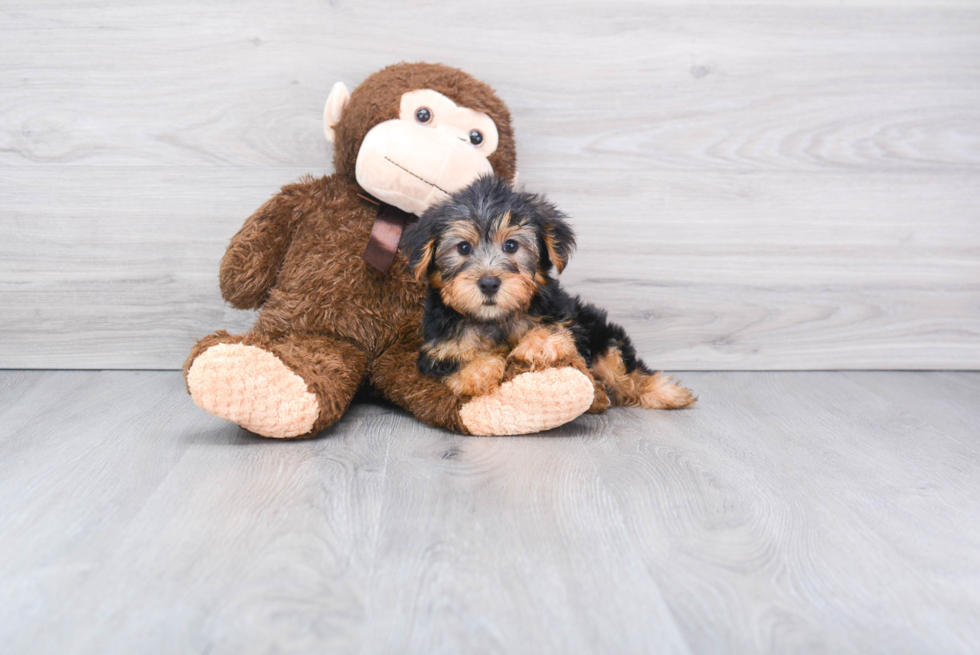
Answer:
[{"xmin": 2, "ymin": 0, "xmax": 978, "ymax": 369}]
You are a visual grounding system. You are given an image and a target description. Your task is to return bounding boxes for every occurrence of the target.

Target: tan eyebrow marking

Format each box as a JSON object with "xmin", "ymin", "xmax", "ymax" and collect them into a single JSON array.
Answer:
[{"xmin": 443, "ymin": 222, "xmax": 482, "ymax": 248}]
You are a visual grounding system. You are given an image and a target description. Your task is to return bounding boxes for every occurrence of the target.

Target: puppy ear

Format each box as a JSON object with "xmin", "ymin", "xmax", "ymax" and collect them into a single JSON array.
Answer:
[
  {"xmin": 530, "ymin": 198, "xmax": 576, "ymax": 273},
  {"xmin": 402, "ymin": 220, "xmax": 438, "ymax": 283}
]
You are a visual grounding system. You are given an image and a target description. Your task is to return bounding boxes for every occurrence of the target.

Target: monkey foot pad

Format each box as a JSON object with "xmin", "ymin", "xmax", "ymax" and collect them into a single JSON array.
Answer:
[
  {"xmin": 460, "ymin": 367, "xmax": 594, "ymax": 436},
  {"xmin": 186, "ymin": 343, "xmax": 320, "ymax": 439}
]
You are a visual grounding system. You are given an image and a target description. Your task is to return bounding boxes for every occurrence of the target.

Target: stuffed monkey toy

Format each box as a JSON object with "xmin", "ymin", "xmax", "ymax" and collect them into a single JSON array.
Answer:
[{"xmin": 183, "ymin": 62, "xmax": 596, "ymax": 438}]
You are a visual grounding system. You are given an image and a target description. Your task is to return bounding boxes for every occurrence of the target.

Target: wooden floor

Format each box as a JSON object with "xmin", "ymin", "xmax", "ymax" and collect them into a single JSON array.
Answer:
[
  {"xmin": 1, "ymin": 371, "xmax": 978, "ymax": 653},
  {"xmin": 3, "ymin": 3, "xmax": 976, "ymax": 652}
]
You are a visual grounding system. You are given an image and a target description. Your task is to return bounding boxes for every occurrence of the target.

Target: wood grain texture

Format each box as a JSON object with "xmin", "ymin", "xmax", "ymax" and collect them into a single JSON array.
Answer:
[
  {"xmin": 581, "ymin": 372, "xmax": 980, "ymax": 653},
  {"xmin": 2, "ymin": 167, "xmax": 976, "ymax": 369},
  {"xmin": 2, "ymin": 0, "xmax": 978, "ymax": 172},
  {"xmin": 1, "ymin": 371, "xmax": 979, "ymax": 653},
  {"xmin": 1, "ymin": 0, "xmax": 978, "ymax": 369},
  {"xmin": 0, "ymin": 370, "xmax": 393, "ymax": 653}
]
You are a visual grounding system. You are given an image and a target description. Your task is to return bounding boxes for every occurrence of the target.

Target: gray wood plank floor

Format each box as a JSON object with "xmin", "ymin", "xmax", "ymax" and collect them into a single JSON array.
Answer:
[{"xmin": 1, "ymin": 371, "xmax": 978, "ymax": 654}]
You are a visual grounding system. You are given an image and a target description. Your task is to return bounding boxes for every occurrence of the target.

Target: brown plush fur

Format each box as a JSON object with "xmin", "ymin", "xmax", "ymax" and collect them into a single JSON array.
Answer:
[{"xmin": 184, "ymin": 63, "xmax": 522, "ymax": 436}]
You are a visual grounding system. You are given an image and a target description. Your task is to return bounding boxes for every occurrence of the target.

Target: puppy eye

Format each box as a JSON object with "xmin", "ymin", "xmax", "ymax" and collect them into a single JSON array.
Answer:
[
  {"xmin": 503, "ymin": 239, "xmax": 519, "ymax": 254},
  {"xmin": 457, "ymin": 242, "xmax": 472, "ymax": 255},
  {"xmin": 415, "ymin": 107, "xmax": 432, "ymax": 124},
  {"xmin": 469, "ymin": 130, "xmax": 483, "ymax": 146}
]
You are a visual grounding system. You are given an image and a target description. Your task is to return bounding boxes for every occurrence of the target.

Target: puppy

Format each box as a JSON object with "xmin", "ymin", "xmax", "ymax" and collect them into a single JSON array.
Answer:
[{"xmin": 402, "ymin": 175, "xmax": 695, "ymax": 411}]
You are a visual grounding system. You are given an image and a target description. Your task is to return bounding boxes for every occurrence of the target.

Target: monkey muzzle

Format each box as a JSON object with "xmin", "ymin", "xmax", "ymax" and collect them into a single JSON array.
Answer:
[{"xmin": 355, "ymin": 120, "xmax": 494, "ymax": 216}]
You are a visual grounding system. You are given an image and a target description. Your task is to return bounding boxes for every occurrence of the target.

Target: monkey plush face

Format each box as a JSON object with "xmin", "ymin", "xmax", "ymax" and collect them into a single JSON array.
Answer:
[
  {"xmin": 324, "ymin": 63, "xmax": 517, "ymax": 217},
  {"xmin": 352, "ymin": 89, "xmax": 499, "ymax": 215}
]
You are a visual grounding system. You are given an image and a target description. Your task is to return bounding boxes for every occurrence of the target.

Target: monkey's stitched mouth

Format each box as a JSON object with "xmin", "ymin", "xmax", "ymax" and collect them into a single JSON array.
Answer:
[{"xmin": 384, "ymin": 157, "xmax": 450, "ymax": 196}]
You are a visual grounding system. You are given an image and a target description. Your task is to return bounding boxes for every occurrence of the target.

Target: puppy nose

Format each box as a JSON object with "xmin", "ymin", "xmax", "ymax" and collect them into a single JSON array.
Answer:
[{"xmin": 478, "ymin": 275, "xmax": 501, "ymax": 296}]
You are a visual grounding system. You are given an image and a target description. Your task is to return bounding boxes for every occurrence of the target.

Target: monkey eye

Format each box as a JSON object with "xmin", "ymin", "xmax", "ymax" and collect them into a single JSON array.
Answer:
[
  {"xmin": 469, "ymin": 129, "xmax": 483, "ymax": 146},
  {"xmin": 503, "ymin": 239, "xmax": 519, "ymax": 254},
  {"xmin": 457, "ymin": 242, "xmax": 472, "ymax": 255},
  {"xmin": 415, "ymin": 107, "xmax": 432, "ymax": 124}
]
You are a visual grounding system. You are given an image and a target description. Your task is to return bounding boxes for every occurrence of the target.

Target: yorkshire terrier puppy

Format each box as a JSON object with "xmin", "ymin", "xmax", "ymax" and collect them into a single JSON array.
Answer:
[{"xmin": 402, "ymin": 175, "xmax": 695, "ymax": 412}]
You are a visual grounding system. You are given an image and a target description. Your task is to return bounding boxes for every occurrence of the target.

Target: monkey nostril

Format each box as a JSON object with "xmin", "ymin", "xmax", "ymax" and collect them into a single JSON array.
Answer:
[{"xmin": 477, "ymin": 276, "xmax": 501, "ymax": 296}]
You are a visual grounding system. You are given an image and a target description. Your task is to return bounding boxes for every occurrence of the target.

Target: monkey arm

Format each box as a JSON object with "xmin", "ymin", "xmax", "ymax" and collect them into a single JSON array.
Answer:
[{"xmin": 219, "ymin": 192, "xmax": 300, "ymax": 309}]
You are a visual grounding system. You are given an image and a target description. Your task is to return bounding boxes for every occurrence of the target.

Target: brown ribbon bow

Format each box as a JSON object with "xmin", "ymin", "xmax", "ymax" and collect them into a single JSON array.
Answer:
[{"xmin": 360, "ymin": 195, "xmax": 417, "ymax": 275}]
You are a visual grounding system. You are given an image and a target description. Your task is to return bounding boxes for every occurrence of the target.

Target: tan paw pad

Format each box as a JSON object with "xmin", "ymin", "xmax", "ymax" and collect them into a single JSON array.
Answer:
[
  {"xmin": 459, "ymin": 366, "xmax": 594, "ymax": 436},
  {"xmin": 186, "ymin": 343, "xmax": 319, "ymax": 438}
]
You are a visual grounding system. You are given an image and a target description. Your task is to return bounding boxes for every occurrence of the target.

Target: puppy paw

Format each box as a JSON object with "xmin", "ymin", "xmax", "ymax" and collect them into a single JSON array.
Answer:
[
  {"xmin": 510, "ymin": 326, "xmax": 578, "ymax": 369},
  {"xmin": 446, "ymin": 355, "xmax": 506, "ymax": 397}
]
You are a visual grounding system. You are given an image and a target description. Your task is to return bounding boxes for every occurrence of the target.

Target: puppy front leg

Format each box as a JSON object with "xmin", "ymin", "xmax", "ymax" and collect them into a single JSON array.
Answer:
[
  {"xmin": 510, "ymin": 325, "xmax": 579, "ymax": 369},
  {"xmin": 445, "ymin": 354, "xmax": 507, "ymax": 397}
]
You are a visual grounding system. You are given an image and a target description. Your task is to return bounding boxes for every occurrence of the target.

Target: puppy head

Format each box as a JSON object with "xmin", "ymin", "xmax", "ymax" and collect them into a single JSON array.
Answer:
[{"xmin": 403, "ymin": 175, "xmax": 575, "ymax": 321}]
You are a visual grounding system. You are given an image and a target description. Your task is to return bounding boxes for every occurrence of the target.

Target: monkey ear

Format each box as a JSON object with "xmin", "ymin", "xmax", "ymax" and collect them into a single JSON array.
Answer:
[
  {"xmin": 402, "ymin": 220, "xmax": 439, "ymax": 283},
  {"xmin": 323, "ymin": 81, "xmax": 351, "ymax": 144},
  {"xmin": 532, "ymin": 199, "xmax": 576, "ymax": 274}
]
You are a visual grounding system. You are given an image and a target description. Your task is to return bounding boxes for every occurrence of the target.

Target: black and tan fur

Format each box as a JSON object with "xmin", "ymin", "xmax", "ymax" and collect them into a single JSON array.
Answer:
[{"xmin": 403, "ymin": 175, "xmax": 696, "ymax": 410}]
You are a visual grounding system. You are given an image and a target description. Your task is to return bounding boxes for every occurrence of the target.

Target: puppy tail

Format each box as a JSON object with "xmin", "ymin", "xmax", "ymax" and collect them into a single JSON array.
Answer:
[
  {"xmin": 592, "ymin": 349, "xmax": 696, "ymax": 409},
  {"xmin": 577, "ymin": 301, "xmax": 696, "ymax": 410}
]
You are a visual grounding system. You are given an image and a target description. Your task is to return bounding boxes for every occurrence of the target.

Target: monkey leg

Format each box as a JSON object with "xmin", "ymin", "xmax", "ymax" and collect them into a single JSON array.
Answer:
[
  {"xmin": 368, "ymin": 332, "xmax": 469, "ymax": 433},
  {"xmin": 370, "ymin": 330, "xmax": 595, "ymax": 436},
  {"xmin": 183, "ymin": 330, "xmax": 367, "ymax": 438}
]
